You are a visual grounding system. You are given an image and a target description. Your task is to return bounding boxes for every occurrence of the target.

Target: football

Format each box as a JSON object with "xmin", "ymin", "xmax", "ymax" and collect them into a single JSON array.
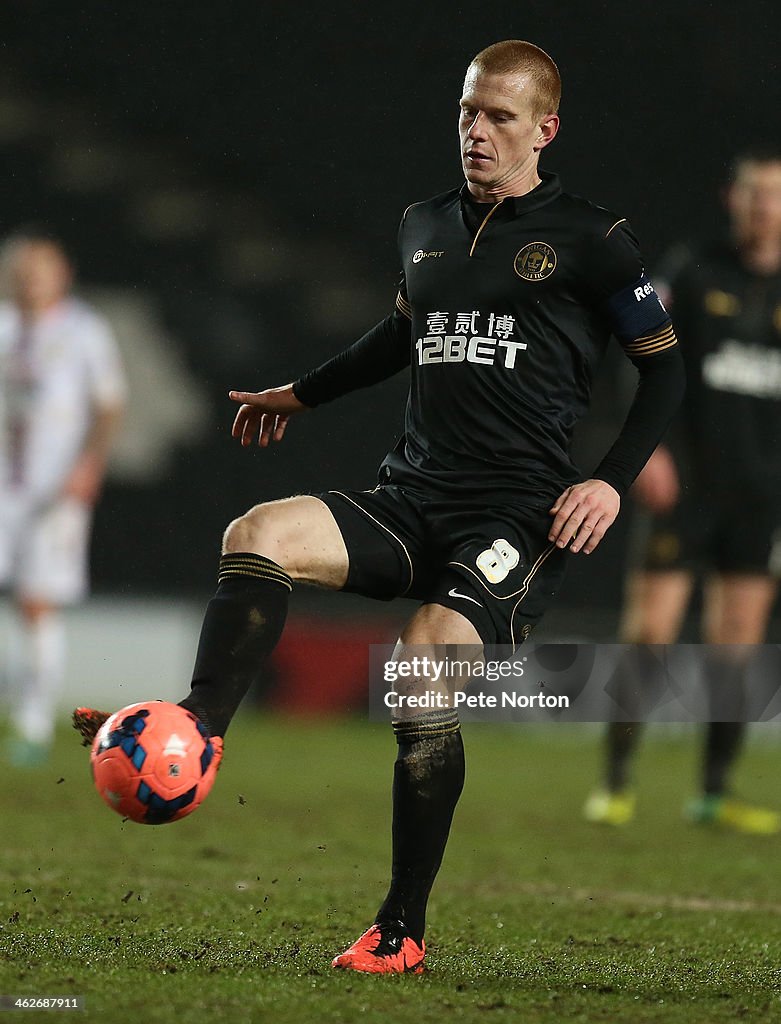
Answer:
[{"xmin": 90, "ymin": 701, "xmax": 221, "ymax": 825}]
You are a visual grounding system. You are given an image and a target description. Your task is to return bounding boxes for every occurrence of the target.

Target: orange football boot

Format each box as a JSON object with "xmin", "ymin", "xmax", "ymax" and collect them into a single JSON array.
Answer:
[{"xmin": 332, "ymin": 921, "xmax": 425, "ymax": 974}]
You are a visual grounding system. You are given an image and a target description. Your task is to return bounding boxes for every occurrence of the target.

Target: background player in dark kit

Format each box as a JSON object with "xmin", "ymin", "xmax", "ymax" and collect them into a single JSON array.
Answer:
[
  {"xmin": 77, "ymin": 40, "xmax": 685, "ymax": 972},
  {"xmin": 585, "ymin": 150, "xmax": 781, "ymax": 834}
]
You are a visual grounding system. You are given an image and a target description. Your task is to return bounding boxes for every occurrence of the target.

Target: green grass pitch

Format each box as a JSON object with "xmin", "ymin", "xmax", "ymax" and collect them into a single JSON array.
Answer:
[{"xmin": 1, "ymin": 714, "xmax": 780, "ymax": 1023}]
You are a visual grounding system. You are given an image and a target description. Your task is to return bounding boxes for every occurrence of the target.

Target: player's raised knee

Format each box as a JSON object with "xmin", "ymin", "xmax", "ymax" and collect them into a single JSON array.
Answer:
[{"xmin": 222, "ymin": 504, "xmax": 287, "ymax": 563}]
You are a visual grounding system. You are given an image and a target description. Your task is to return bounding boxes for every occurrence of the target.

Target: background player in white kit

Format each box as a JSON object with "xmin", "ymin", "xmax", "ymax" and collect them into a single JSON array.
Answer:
[{"xmin": 0, "ymin": 231, "xmax": 126, "ymax": 765}]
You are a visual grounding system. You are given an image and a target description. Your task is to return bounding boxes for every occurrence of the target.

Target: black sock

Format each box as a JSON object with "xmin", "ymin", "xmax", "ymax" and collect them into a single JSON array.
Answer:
[
  {"xmin": 606, "ymin": 721, "xmax": 643, "ymax": 792},
  {"xmin": 376, "ymin": 709, "xmax": 465, "ymax": 945},
  {"xmin": 179, "ymin": 553, "xmax": 291, "ymax": 737},
  {"xmin": 603, "ymin": 645, "xmax": 670, "ymax": 792},
  {"xmin": 702, "ymin": 652, "xmax": 747, "ymax": 797},
  {"xmin": 704, "ymin": 722, "xmax": 746, "ymax": 796}
]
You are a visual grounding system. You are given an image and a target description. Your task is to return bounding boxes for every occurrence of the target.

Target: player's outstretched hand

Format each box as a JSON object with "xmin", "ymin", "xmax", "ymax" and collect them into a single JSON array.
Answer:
[
  {"xmin": 228, "ymin": 384, "xmax": 308, "ymax": 447},
  {"xmin": 548, "ymin": 479, "xmax": 621, "ymax": 554}
]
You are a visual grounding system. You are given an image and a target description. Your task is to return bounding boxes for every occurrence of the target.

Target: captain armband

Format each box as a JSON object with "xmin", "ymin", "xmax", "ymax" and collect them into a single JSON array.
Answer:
[{"xmin": 604, "ymin": 273, "xmax": 678, "ymax": 356}]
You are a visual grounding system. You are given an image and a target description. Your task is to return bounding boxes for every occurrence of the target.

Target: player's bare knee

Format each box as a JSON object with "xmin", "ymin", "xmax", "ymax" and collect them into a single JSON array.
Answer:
[
  {"xmin": 222, "ymin": 504, "xmax": 287, "ymax": 564},
  {"xmin": 400, "ymin": 603, "xmax": 483, "ymax": 647},
  {"xmin": 18, "ymin": 597, "xmax": 58, "ymax": 624}
]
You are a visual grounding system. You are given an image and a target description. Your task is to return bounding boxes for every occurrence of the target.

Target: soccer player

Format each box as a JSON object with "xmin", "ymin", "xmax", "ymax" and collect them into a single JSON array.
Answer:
[
  {"xmin": 0, "ymin": 231, "xmax": 126, "ymax": 765},
  {"xmin": 75, "ymin": 41, "xmax": 684, "ymax": 971},
  {"xmin": 584, "ymin": 150, "xmax": 781, "ymax": 834}
]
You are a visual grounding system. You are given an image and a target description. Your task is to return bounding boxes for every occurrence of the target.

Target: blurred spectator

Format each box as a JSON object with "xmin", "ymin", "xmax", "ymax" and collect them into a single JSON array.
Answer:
[{"xmin": 0, "ymin": 230, "xmax": 126, "ymax": 765}]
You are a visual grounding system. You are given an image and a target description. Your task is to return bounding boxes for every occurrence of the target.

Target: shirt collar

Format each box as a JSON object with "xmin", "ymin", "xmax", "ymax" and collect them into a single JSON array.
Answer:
[{"xmin": 460, "ymin": 170, "xmax": 562, "ymax": 217}]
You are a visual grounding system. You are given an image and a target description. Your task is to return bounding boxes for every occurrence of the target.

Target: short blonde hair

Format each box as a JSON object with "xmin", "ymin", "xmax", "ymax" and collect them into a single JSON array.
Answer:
[{"xmin": 468, "ymin": 40, "xmax": 561, "ymax": 119}]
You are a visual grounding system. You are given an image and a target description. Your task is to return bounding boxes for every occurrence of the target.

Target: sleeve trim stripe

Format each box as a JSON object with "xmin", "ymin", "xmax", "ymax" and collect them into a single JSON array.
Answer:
[
  {"xmin": 604, "ymin": 217, "xmax": 627, "ymax": 239},
  {"xmin": 623, "ymin": 333, "xmax": 677, "ymax": 353},
  {"xmin": 633, "ymin": 323, "xmax": 676, "ymax": 344},
  {"xmin": 622, "ymin": 332, "xmax": 679, "ymax": 356},
  {"xmin": 395, "ymin": 292, "xmax": 412, "ymax": 319}
]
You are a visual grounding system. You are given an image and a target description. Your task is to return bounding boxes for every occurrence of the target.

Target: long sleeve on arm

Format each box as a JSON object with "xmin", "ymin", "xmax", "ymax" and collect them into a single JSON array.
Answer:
[
  {"xmin": 292, "ymin": 309, "xmax": 411, "ymax": 408},
  {"xmin": 578, "ymin": 219, "xmax": 686, "ymax": 494},
  {"xmin": 592, "ymin": 344, "xmax": 686, "ymax": 495}
]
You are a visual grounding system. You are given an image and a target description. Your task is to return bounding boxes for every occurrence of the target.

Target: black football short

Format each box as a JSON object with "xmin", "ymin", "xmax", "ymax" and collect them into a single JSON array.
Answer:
[
  {"xmin": 316, "ymin": 485, "xmax": 568, "ymax": 648},
  {"xmin": 634, "ymin": 488, "xmax": 781, "ymax": 576}
]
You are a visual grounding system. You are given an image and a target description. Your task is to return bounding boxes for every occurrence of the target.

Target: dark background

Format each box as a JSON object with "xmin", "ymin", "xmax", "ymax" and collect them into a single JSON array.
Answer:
[{"xmin": 3, "ymin": 0, "xmax": 779, "ymax": 618}]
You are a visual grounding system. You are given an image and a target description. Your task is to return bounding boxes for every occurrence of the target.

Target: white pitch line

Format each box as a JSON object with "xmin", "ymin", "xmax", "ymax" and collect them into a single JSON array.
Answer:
[{"xmin": 512, "ymin": 881, "xmax": 781, "ymax": 915}]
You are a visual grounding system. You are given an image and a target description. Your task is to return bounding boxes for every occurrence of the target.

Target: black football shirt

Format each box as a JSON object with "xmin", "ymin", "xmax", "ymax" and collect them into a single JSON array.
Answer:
[
  {"xmin": 380, "ymin": 172, "xmax": 673, "ymax": 507},
  {"xmin": 295, "ymin": 171, "xmax": 678, "ymax": 508},
  {"xmin": 658, "ymin": 241, "xmax": 781, "ymax": 498}
]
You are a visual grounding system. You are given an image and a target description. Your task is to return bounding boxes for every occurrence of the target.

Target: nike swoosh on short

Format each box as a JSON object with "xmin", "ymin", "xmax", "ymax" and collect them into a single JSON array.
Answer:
[{"xmin": 447, "ymin": 587, "xmax": 483, "ymax": 608}]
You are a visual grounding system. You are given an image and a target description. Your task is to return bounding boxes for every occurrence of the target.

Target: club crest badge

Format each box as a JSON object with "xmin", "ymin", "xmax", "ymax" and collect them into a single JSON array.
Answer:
[{"xmin": 514, "ymin": 242, "xmax": 557, "ymax": 282}]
